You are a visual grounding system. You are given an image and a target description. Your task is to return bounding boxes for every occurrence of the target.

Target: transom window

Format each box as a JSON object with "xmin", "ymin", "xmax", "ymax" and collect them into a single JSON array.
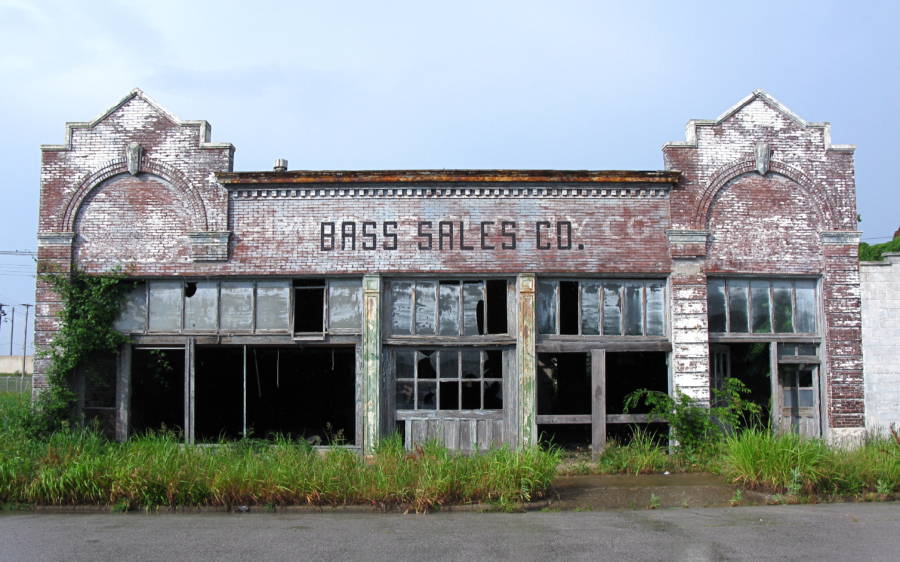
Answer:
[
  {"xmin": 388, "ymin": 279, "xmax": 508, "ymax": 336},
  {"xmin": 395, "ymin": 349, "xmax": 503, "ymax": 411},
  {"xmin": 537, "ymin": 279, "xmax": 666, "ymax": 336},
  {"xmin": 707, "ymin": 279, "xmax": 817, "ymax": 334}
]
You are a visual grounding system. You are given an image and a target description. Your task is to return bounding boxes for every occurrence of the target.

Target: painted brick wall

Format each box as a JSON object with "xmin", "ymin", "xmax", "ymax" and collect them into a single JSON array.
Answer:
[
  {"xmin": 663, "ymin": 91, "xmax": 863, "ymax": 434},
  {"xmin": 860, "ymin": 254, "xmax": 900, "ymax": 432}
]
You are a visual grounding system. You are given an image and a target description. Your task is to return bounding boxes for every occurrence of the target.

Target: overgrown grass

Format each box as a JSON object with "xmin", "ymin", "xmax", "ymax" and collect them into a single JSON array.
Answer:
[
  {"xmin": 0, "ymin": 393, "xmax": 558, "ymax": 511},
  {"xmin": 721, "ymin": 428, "xmax": 899, "ymax": 496}
]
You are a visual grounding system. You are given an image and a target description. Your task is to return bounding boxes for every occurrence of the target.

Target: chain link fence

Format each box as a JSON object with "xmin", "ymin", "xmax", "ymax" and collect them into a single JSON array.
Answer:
[{"xmin": 0, "ymin": 376, "xmax": 32, "ymax": 395}]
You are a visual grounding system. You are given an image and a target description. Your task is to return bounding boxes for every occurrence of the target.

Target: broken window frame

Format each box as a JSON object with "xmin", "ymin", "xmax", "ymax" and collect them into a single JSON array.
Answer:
[
  {"xmin": 536, "ymin": 278, "xmax": 667, "ymax": 337},
  {"xmin": 385, "ymin": 278, "xmax": 512, "ymax": 338},
  {"xmin": 707, "ymin": 278, "xmax": 819, "ymax": 336},
  {"xmin": 115, "ymin": 278, "xmax": 363, "ymax": 336}
]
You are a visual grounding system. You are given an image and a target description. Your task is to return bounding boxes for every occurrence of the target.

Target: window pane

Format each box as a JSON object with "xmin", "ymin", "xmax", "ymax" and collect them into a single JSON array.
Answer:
[
  {"xmin": 772, "ymin": 281, "xmax": 793, "ymax": 333},
  {"xmin": 390, "ymin": 281, "xmax": 413, "ymax": 335},
  {"xmin": 795, "ymin": 280, "xmax": 817, "ymax": 333},
  {"xmin": 220, "ymin": 281, "xmax": 253, "ymax": 331},
  {"xmin": 751, "ymin": 280, "xmax": 772, "ymax": 333},
  {"xmin": 461, "ymin": 350, "xmax": 480, "ymax": 379},
  {"xmin": 728, "ymin": 281, "xmax": 749, "ymax": 333},
  {"xmin": 580, "ymin": 281, "xmax": 600, "ymax": 335},
  {"xmin": 417, "ymin": 381, "xmax": 436, "ymax": 410},
  {"xmin": 293, "ymin": 287, "xmax": 324, "ymax": 332},
  {"xmin": 463, "ymin": 281, "xmax": 485, "ymax": 335},
  {"xmin": 483, "ymin": 381, "xmax": 502, "ymax": 409},
  {"xmin": 395, "ymin": 350, "xmax": 415, "ymax": 379},
  {"xmin": 114, "ymin": 283, "xmax": 146, "ymax": 333},
  {"xmin": 483, "ymin": 350, "xmax": 503, "ymax": 378},
  {"xmin": 646, "ymin": 282, "xmax": 665, "ymax": 336},
  {"xmin": 440, "ymin": 381, "xmax": 459, "ymax": 410},
  {"xmin": 461, "ymin": 381, "xmax": 480, "ymax": 409},
  {"xmin": 438, "ymin": 281, "xmax": 461, "ymax": 336},
  {"xmin": 439, "ymin": 351, "xmax": 459, "ymax": 379},
  {"xmin": 256, "ymin": 280, "xmax": 290, "ymax": 331},
  {"xmin": 707, "ymin": 279, "xmax": 726, "ymax": 333},
  {"xmin": 537, "ymin": 280, "xmax": 558, "ymax": 334},
  {"xmin": 624, "ymin": 283, "xmax": 643, "ymax": 335},
  {"xmin": 396, "ymin": 381, "xmax": 414, "ymax": 409},
  {"xmin": 798, "ymin": 389, "xmax": 814, "ymax": 408},
  {"xmin": 602, "ymin": 283, "xmax": 622, "ymax": 335},
  {"xmin": 417, "ymin": 351, "xmax": 436, "ymax": 379},
  {"xmin": 414, "ymin": 282, "xmax": 436, "ymax": 335},
  {"xmin": 328, "ymin": 279, "xmax": 362, "ymax": 331},
  {"xmin": 148, "ymin": 281, "xmax": 183, "ymax": 332},
  {"xmin": 184, "ymin": 281, "xmax": 218, "ymax": 331}
]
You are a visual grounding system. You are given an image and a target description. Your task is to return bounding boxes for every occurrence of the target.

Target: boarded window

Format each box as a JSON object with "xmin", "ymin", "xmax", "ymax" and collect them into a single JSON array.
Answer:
[
  {"xmin": 184, "ymin": 281, "xmax": 218, "ymax": 331},
  {"xmin": 148, "ymin": 281, "xmax": 183, "ymax": 332}
]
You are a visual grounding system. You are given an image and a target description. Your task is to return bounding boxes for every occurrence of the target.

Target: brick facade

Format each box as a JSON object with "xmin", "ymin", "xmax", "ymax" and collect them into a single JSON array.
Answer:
[{"xmin": 35, "ymin": 89, "xmax": 864, "ymax": 445}]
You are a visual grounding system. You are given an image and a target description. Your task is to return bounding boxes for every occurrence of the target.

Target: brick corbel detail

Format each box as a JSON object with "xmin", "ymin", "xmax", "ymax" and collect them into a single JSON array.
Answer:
[
  {"xmin": 667, "ymin": 229, "xmax": 708, "ymax": 258},
  {"xmin": 188, "ymin": 231, "xmax": 231, "ymax": 262}
]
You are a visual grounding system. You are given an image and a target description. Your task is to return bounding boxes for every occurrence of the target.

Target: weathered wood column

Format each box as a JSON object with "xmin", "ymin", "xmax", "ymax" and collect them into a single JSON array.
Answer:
[
  {"xmin": 361, "ymin": 275, "xmax": 382, "ymax": 454},
  {"xmin": 516, "ymin": 274, "xmax": 537, "ymax": 447}
]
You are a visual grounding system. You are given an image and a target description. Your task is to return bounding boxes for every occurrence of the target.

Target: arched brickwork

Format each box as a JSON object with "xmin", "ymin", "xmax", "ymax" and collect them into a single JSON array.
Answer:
[{"xmin": 60, "ymin": 158, "xmax": 208, "ymax": 232}]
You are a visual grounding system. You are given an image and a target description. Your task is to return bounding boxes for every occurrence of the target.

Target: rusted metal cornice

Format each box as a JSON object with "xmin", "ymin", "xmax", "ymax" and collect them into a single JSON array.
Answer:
[{"xmin": 216, "ymin": 169, "xmax": 681, "ymax": 185}]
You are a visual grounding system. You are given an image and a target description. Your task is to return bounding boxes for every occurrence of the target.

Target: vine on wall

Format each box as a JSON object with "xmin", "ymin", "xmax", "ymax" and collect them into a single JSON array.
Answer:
[{"xmin": 35, "ymin": 269, "xmax": 130, "ymax": 434}]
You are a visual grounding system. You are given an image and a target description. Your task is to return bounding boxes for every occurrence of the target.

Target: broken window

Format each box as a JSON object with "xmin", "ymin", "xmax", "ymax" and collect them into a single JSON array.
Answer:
[
  {"xmin": 395, "ymin": 348, "xmax": 503, "ymax": 411},
  {"xmin": 195, "ymin": 346, "xmax": 356, "ymax": 444},
  {"xmin": 184, "ymin": 281, "xmax": 218, "ymax": 331},
  {"xmin": 294, "ymin": 279, "xmax": 325, "ymax": 333},
  {"xmin": 538, "ymin": 279, "xmax": 666, "ymax": 336},
  {"xmin": 707, "ymin": 279, "xmax": 818, "ymax": 334},
  {"xmin": 389, "ymin": 279, "xmax": 509, "ymax": 336}
]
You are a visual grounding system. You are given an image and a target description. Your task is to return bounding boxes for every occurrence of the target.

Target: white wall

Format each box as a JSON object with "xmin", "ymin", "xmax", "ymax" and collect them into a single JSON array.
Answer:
[{"xmin": 860, "ymin": 252, "xmax": 900, "ymax": 433}]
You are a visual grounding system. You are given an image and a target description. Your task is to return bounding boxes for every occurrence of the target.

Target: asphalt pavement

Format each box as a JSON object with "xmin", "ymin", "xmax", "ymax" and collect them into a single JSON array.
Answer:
[{"xmin": 1, "ymin": 502, "xmax": 898, "ymax": 561}]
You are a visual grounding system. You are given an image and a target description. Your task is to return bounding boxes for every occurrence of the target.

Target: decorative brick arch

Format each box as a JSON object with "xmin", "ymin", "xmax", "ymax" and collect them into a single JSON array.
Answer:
[
  {"xmin": 692, "ymin": 158, "xmax": 835, "ymax": 231},
  {"xmin": 60, "ymin": 158, "xmax": 209, "ymax": 232}
]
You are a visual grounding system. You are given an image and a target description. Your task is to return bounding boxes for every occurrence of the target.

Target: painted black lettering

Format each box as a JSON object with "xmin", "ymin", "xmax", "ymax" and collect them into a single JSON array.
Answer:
[
  {"xmin": 341, "ymin": 221, "xmax": 356, "ymax": 250},
  {"xmin": 557, "ymin": 221, "xmax": 572, "ymax": 250},
  {"xmin": 438, "ymin": 221, "xmax": 454, "ymax": 250},
  {"xmin": 383, "ymin": 221, "xmax": 398, "ymax": 250},
  {"xmin": 536, "ymin": 221, "xmax": 551, "ymax": 250},
  {"xmin": 459, "ymin": 221, "xmax": 474, "ymax": 250},
  {"xmin": 501, "ymin": 221, "xmax": 517, "ymax": 250},
  {"xmin": 320, "ymin": 222, "xmax": 335, "ymax": 251},
  {"xmin": 417, "ymin": 221, "xmax": 433, "ymax": 250},
  {"xmin": 361, "ymin": 221, "xmax": 377, "ymax": 250},
  {"xmin": 480, "ymin": 221, "xmax": 495, "ymax": 250}
]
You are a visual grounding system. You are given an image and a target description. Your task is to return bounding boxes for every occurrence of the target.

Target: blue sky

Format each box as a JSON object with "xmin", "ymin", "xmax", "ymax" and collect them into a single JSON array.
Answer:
[{"xmin": 1, "ymin": 0, "xmax": 897, "ymax": 355}]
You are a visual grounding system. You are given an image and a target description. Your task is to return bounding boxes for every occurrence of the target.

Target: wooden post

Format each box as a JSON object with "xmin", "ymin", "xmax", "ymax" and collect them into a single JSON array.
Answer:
[
  {"xmin": 184, "ymin": 338, "xmax": 195, "ymax": 444},
  {"xmin": 591, "ymin": 349, "xmax": 606, "ymax": 458},
  {"xmin": 516, "ymin": 274, "xmax": 537, "ymax": 447},
  {"xmin": 115, "ymin": 344, "xmax": 131, "ymax": 442},
  {"xmin": 362, "ymin": 275, "xmax": 382, "ymax": 454}
]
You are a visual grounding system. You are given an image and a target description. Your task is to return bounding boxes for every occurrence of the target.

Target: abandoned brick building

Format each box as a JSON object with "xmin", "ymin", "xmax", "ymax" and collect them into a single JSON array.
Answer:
[{"xmin": 34, "ymin": 89, "xmax": 865, "ymax": 452}]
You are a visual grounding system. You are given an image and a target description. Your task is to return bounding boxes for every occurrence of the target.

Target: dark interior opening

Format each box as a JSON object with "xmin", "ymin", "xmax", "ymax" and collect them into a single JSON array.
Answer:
[
  {"xmin": 294, "ymin": 284, "xmax": 325, "ymax": 332},
  {"xmin": 130, "ymin": 348, "xmax": 184, "ymax": 436},
  {"xmin": 559, "ymin": 281, "xmax": 579, "ymax": 335},
  {"xmin": 195, "ymin": 346, "xmax": 356, "ymax": 444},
  {"xmin": 184, "ymin": 282, "xmax": 197, "ymax": 298},
  {"xmin": 606, "ymin": 422, "xmax": 669, "ymax": 446},
  {"xmin": 605, "ymin": 352, "xmax": 668, "ymax": 415},
  {"xmin": 195, "ymin": 347, "xmax": 244, "ymax": 441},
  {"xmin": 539, "ymin": 424, "xmax": 591, "ymax": 451},
  {"xmin": 723, "ymin": 343, "xmax": 771, "ymax": 428},
  {"xmin": 537, "ymin": 352, "xmax": 590, "ymax": 415},
  {"xmin": 486, "ymin": 280, "xmax": 508, "ymax": 334}
]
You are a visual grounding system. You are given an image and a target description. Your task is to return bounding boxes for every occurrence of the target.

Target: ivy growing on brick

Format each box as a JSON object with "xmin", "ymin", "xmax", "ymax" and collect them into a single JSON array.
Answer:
[{"xmin": 33, "ymin": 269, "xmax": 130, "ymax": 434}]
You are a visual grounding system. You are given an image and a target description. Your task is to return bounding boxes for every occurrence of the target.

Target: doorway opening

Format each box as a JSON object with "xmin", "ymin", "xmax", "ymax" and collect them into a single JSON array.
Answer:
[
  {"xmin": 537, "ymin": 352, "xmax": 591, "ymax": 450},
  {"xmin": 711, "ymin": 343, "xmax": 771, "ymax": 429},
  {"xmin": 130, "ymin": 348, "xmax": 184, "ymax": 436}
]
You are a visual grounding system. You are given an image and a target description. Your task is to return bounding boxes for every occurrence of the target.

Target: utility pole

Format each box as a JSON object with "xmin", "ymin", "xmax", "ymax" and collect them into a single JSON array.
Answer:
[
  {"xmin": 20, "ymin": 304, "xmax": 32, "ymax": 376},
  {"xmin": 9, "ymin": 306, "xmax": 14, "ymax": 356}
]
